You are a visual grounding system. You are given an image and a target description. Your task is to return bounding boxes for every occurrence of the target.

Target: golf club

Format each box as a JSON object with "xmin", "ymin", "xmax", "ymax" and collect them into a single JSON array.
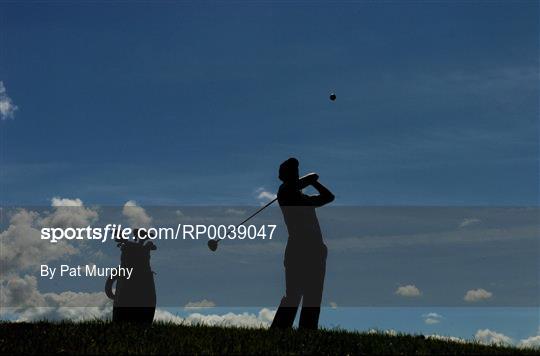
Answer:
[
  {"xmin": 207, "ymin": 197, "xmax": 277, "ymax": 252},
  {"xmin": 207, "ymin": 172, "xmax": 318, "ymax": 252}
]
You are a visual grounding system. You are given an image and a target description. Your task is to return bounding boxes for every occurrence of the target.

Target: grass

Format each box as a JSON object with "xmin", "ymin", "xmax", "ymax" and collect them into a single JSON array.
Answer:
[{"xmin": 0, "ymin": 321, "xmax": 538, "ymax": 355}]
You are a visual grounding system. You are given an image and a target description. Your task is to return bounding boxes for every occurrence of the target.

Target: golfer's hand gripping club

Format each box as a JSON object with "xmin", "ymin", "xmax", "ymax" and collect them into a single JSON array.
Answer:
[{"xmin": 299, "ymin": 172, "xmax": 319, "ymax": 189}]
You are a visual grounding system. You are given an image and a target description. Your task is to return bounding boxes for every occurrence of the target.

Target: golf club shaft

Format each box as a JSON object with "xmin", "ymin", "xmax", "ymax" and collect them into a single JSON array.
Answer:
[
  {"xmin": 209, "ymin": 173, "xmax": 317, "ymax": 251},
  {"xmin": 236, "ymin": 197, "xmax": 277, "ymax": 227},
  {"xmin": 214, "ymin": 197, "xmax": 277, "ymax": 246}
]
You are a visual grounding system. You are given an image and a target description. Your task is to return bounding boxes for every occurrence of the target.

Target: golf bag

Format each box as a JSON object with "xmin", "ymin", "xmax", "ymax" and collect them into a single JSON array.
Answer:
[{"xmin": 105, "ymin": 239, "xmax": 156, "ymax": 324}]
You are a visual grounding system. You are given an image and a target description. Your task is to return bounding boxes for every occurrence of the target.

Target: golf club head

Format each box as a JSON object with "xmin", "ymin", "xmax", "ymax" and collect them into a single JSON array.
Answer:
[{"xmin": 208, "ymin": 239, "xmax": 218, "ymax": 252}]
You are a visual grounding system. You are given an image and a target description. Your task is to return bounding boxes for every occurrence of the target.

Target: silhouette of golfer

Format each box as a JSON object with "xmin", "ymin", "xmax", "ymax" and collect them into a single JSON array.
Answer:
[{"xmin": 271, "ymin": 158, "xmax": 334, "ymax": 330}]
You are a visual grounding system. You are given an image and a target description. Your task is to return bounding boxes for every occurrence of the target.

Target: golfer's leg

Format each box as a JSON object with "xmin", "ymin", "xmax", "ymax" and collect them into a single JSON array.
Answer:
[
  {"xmin": 271, "ymin": 300, "xmax": 301, "ymax": 329},
  {"xmin": 298, "ymin": 260, "xmax": 326, "ymax": 330},
  {"xmin": 271, "ymin": 264, "xmax": 302, "ymax": 329}
]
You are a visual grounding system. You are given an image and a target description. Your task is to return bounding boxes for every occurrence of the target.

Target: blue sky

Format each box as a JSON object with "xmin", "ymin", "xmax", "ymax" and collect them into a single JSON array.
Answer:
[
  {"xmin": 0, "ymin": 0, "xmax": 539, "ymax": 346},
  {"xmin": 1, "ymin": 0, "xmax": 538, "ymax": 205}
]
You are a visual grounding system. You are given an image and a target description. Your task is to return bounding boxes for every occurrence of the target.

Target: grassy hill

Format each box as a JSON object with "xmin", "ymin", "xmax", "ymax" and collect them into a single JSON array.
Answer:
[{"xmin": 0, "ymin": 321, "xmax": 538, "ymax": 355}]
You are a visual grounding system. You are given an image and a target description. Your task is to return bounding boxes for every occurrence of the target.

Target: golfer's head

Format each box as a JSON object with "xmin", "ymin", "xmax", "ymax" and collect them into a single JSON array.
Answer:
[{"xmin": 279, "ymin": 157, "xmax": 299, "ymax": 183}]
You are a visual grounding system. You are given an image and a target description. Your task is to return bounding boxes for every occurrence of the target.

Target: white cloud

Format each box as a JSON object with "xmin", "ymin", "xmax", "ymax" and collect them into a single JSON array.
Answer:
[
  {"xmin": 183, "ymin": 308, "xmax": 275, "ymax": 328},
  {"xmin": 152, "ymin": 308, "xmax": 184, "ymax": 323},
  {"xmin": 0, "ymin": 274, "xmax": 112, "ymax": 321},
  {"xmin": 459, "ymin": 218, "xmax": 481, "ymax": 228},
  {"xmin": 474, "ymin": 329, "xmax": 513, "ymax": 346},
  {"xmin": 368, "ymin": 329, "xmax": 398, "ymax": 336},
  {"xmin": 224, "ymin": 208, "xmax": 246, "ymax": 216},
  {"xmin": 184, "ymin": 299, "xmax": 216, "ymax": 310},
  {"xmin": 464, "ymin": 288, "xmax": 492, "ymax": 302},
  {"xmin": 518, "ymin": 334, "xmax": 540, "ymax": 349},
  {"xmin": 13, "ymin": 305, "xmax": 113, "ymax": 322},
  {"xmin": 51, "ymin": 197, "xmax": 84, "ymax": 207},
  {"xmin": 41, "ymin": 197, "xmax": 98, "ymax": 228},
  {"xmin": 255, "ymin": 188, "xmax": 277, "ymax": 203},
  {"xmin": 123, "ymin": 200, "xmax": 152, "ymax": 228},
  {"xmin": 350, "ymin": 328, "xmax": 535, "ymax": 349},
  {"xmin": 154, "ymin": 308, "xmax": 275, "ymax": 328},
  {"xmin": 423, "ymin": 312, "xmax": 443, "ymax": 324},
  {"xmin": 426, "ymin": 334, "xmax": 466, "ymax": 343},
  {"xmin": 1, "ymin": 208, "xmax": 79, "ymax": 277},
  {"xmin": 0, "ymin": 81, "xmax": 17, "ymax": 120},
  {"xmin": 9, "ymin": 303, "xmax": 276, "ymax": 329},
  {"xmin": 0, "ymin": 198, "xmax": 101, "ymax": 316},
  {"xmin": 395, "ymin": 284, "xmax": 421, "ymax": 297}
]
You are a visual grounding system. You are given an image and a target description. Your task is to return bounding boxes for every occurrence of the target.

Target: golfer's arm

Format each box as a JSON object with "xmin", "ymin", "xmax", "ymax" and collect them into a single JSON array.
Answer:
[
  {"xmin": 310, "ymin": 181, "xmax": 335, "ymax": 206},
  {"xmin": 298, "ymin": 179, "xmax": 311, "ymax": 190}
]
